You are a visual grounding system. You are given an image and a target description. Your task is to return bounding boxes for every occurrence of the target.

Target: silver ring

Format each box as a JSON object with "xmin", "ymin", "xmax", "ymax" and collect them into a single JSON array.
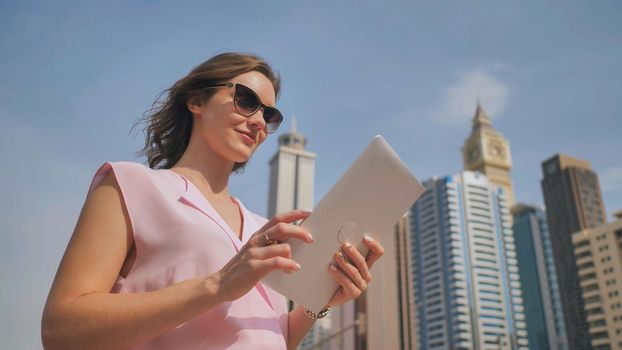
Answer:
[{"xmin": 264, "ymin": 233, "xmax": 275, "ymax": 246}]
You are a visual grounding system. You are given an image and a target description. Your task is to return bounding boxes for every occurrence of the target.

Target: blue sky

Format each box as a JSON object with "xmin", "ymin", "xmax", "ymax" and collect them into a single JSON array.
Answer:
[{"xmin": 1, "ymin": 1, "xmax": 621, "ymax": 348}]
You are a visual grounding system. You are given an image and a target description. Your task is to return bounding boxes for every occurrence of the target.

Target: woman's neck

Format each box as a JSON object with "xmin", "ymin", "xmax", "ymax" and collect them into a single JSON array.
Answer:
[{"xmin": 172, "ymin": 142, "xmax": 234, "ymax": 202}]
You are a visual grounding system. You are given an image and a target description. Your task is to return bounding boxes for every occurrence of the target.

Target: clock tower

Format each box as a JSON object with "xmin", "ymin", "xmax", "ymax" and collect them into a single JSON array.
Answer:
[{"xmin": 462, "ymin": 102, "xmax": 516, "ymax": 208}]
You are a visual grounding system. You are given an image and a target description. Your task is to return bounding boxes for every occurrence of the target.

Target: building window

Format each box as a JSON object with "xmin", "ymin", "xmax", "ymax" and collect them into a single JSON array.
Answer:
[
  {"xmin": 580, "ymin": 273, "xmax": 597, "ymax": 282},
  {"xmin": 590, "ymin": 319, "xmax": 607, "ymax": 327},
  {"xmin": 575, "ymin": 240, "xmax": 590, "ymax": 248},
  {"xmin": 586, "ymin": 307, "xmax": 604, "ymax": 315},
  {"xmin": 591, "ymin": 331, "xmax": 609, "ymax": 340},
  {"xmin": 585, "ymin": 295, "xmax": 602, "ymax": 304},
  {"xmin": 576, "ymin": 251, "xmax": 593, "ymax": 259}
]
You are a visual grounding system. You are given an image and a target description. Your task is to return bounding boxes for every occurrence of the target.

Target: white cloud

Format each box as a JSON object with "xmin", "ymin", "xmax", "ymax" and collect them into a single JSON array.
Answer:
[
  {"xmin": 432, "ymin": 67, "xmax": 510, "ymax": 125},
  {"xmin": 601, "ymin": 166, "xmax": 622, "ymax": 192}
]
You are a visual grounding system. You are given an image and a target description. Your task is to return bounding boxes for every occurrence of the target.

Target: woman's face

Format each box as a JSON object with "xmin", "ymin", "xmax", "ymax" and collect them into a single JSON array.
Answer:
[{"xmin": 188, "ymin": 71, "xmax": 276, "ymax": 165}]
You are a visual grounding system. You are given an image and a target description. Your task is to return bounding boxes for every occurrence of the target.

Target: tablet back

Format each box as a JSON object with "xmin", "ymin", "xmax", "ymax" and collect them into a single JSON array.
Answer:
[{"xmin": 262, "ymin": 135, "xmax": 425, "ymax": 312}]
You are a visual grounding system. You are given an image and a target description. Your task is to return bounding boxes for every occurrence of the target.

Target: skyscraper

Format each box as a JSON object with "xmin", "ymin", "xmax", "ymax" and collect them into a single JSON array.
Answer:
[
  {"xmin": 541, "ymin": 154, "xmax": 607, "ymax": 350},
  {"xmin": 268, "ymin": 117, "xmax": 316, "ymax": 217},
  {"xmin": 512, "ymin": 204, "xmax": 568, "ymax": 350},
  {"xmin": 363, "ymin": 213, "xmax": 419, "ymax": 350},
  {"xmin": 462, "ymin": 102, "xmax": 516, "ymax": 209},
  {"xmin": 265, "ymin": 120, "xmax": 322, "ymax": 349},
  {"xmin": 572, "ymin": 213, "xmax": 622, "ymax": 350},
  {"xmin": 411, "ymin": 171, "xmax": 528, "ymax": 350}
]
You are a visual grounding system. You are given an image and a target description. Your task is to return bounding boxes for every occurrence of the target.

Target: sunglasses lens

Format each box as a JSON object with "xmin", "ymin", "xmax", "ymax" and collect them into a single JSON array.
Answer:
[
  {"xmin": 234, "ymin": 84, "xmax": 261, "ymax": 115},
  {"xmin": 233, "ymin": 83, "xmax": 283, "ymax": 133},
  {"xmin": 264, "ymin": 108, "xmax": 283, "ymax": 133}
]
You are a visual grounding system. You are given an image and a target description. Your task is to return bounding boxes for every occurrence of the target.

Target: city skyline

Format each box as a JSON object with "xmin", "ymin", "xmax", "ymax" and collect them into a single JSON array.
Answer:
[{"xmin": 1, "ymin": 2, "xmax": 621, "ymax": 349}]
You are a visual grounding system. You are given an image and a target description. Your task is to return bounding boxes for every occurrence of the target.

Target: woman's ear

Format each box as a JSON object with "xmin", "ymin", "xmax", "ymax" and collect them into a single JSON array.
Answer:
[{"xmin": 186, "ymin": 94, "xmax": 203, "ymax": 115}]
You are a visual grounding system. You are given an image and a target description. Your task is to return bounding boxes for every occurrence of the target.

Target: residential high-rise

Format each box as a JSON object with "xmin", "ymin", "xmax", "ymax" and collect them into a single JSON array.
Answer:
[
  {"xmin": 268, "ymin": 117, "xmax": 316, "ymax": 217},
  {"xmin": 512, "ymin": 204, "xmax": 568, "ymax": 350},
  {"xmin": 411, "ymin": 171, "xmax": 528, "ymax": 350},
  {"xmin": 572, "ymin": 213, "xmax": 622, "ymax": 350},
  {"xmin": 541, "ymin": 154, "xmax": 607, "ymax": 350},
  {"xmin": 462, "ymin": 102, "xmax": 516, "ymax": 209}
]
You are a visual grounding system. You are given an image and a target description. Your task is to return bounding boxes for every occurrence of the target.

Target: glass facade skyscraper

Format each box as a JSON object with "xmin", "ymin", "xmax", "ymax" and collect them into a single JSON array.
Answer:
[
  {"xmin": 411, "ymin": 171, "xmax": 528, "ymax": 350},
  {"xmin": 512, "ymin": 204, "xmax": 568, "ymax": 350}
]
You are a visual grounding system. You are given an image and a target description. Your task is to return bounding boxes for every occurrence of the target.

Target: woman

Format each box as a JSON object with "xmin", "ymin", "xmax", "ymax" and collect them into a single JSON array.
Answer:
[{"xmin": 41, "ymin": 52, "xmax": 384, "ymax": 350}]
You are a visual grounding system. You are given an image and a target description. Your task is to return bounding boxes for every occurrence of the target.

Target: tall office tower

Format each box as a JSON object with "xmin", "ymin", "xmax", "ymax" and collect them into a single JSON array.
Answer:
[
  {"xmin": 267, "ymin": 117, "xmax": 316, "ymax": 217},
  {"xmin": 572, "ymin": 213, "xmax": 622, "ymax": 350},
  {"xmin": 411, "ymin": 171, "xmax": 528, "ymax": 350},
  {"xmin": 512, "ymin": 204, "xmax": 568, "ymax": 350},
  {"xmin": 266, "ymin": 120, "xmax": 322, "ymax": 350},
  {"xmin": 462, "ymin": 102, "xmax": 516, "ymax": 209},
  {"xmin": 541, "ymin": 154, "xmax": 607, "ymax": 350},
  {"xmin": 361, "ymin": 213, "xmax": 419, "ymax": 350}
]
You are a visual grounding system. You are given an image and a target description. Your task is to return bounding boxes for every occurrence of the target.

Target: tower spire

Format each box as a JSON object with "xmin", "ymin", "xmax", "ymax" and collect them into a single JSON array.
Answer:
[
  {"xmin": 278, "ymin": 114, "xmax": 307, "ymax": 150},
  {"xmin": 472, "ymin": 100, "xmax": 493, "ymax": 131}
]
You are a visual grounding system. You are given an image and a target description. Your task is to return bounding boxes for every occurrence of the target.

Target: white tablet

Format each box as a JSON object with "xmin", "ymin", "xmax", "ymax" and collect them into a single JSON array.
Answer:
[{"xmin": 261, "ymin": 135, "xmax": 425, "ymax": 312}]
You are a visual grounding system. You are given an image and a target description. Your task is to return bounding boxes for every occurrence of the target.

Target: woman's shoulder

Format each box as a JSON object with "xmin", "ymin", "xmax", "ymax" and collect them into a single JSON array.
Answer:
[
  {"xmin": 95, "ymin": 161, "xmax": 151, "ymax": 175},
  {"xmin": 88, "ymin": 161, "xmax": 178, "ymax": 196}
]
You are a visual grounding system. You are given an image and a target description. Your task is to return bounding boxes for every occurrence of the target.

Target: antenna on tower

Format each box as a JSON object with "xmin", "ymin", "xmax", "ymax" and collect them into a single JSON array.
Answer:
[{"xmin": 291, "ymin": 115, "xmax": 297, "ymax": 134}]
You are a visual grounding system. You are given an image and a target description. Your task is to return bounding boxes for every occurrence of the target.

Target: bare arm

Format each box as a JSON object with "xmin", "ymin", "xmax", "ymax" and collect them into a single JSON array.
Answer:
[
  {"xmin": 41, "ymin": 173, "xmax": 313, "ymax": 350},
  {"xmin": 286, "ymin": 306, "xmax": 317, "ymax": 350},
  {"xmin": 41, "ymin": 173, "xmax": 227, "ymax": 349}
]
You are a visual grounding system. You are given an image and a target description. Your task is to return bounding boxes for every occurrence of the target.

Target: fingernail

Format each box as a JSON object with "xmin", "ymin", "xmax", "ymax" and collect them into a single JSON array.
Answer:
[
  {"xmin": 300, "ymin": 208, "xmax": 313, "ymax": 214},
  {"xmin": 308, "ymin": 233, "xmax": 315, "ymax": 242},
  {"xmin": 344, "ymin": 242, "xmax": 353, "ymax": 251},
  {"xmin": 295, "ymin": 263, "xmax": 301, "ymax": 270},
  {"xmin": 337, "ymin": 251, "xmax": 345, "ymax": 260},
  {"xmin": 329, "ymin": 264, "xmax": 338, "ymax": 272},
  {"xmin": 363, "ymin": 235, "xmax": 373, "ymax": 243}
]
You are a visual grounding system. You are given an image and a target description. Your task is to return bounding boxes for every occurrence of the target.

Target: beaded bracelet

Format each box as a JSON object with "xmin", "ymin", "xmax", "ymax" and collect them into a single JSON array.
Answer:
[{"xmin": 304, "ymin": 306, "xmax": 331, "ymax": 320}]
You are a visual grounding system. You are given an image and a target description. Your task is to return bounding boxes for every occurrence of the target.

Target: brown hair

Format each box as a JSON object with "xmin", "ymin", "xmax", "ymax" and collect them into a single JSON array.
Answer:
[{"xmin": 136, "ymin": 52, "xmax": 281, "ymax": 171}]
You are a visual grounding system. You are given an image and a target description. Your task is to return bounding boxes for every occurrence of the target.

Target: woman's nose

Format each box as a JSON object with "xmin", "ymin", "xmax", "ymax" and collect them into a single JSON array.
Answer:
[{"xmin": 247, "ymin": 108, "xmax": 267, "ymax": 132}]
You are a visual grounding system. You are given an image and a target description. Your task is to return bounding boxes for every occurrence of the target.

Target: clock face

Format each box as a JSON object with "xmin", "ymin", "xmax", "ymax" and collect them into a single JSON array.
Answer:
[
  {"xmin": 488, "ymin": 142, "xmax": 505, "ymax": 159},
  {"xmin": 468, "ymin": 148, "xmax": 480, "ymax": 162}
]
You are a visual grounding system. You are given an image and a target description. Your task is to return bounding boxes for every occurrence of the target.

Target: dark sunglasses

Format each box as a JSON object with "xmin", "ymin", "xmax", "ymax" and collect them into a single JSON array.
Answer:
[{"xmin": 201, "ymin": 82, "xmax": 283, "ymax": 134}]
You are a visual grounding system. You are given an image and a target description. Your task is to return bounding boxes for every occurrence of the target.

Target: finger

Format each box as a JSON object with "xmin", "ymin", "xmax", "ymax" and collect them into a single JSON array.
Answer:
[
  {"xmin": 249, "ymin": 243, "xmax": 292, "ymax": 260},
  {"xmin": 262, "ymin": 222, "xmax": 314, "ymax": 244},
  {"xmin": 261, "ymin": 209, "xmax": 313, "ymax": 231},
  {"xmin": 333, "ymin": 250, "xmax": 367, "ymax": 291},
  {"xmin": 363, "ymin": 235, "xmax": 384, "ymax": 268},
  {"xmin": 342, "ymin": 243, "xmax": 372, "ymax": 284},
  {"xmin": 328, "ymin": 264, "xmax": 361, "ymax": 298},
  {"xmin": 256, "ymin": 256, "xmax": 300, "ymax": 274}
]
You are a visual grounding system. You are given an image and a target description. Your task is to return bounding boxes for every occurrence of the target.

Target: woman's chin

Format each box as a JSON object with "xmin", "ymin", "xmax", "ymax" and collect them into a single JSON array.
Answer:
[{"xmin": 231, "ymin": 150, "xmax": 253, "ymax": 164}]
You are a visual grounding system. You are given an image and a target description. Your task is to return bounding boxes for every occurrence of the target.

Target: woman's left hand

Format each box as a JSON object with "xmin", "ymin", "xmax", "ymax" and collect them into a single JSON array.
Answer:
[{"xmin": 326, "ymin": 235, "xmax": 384, "ymax": 308}]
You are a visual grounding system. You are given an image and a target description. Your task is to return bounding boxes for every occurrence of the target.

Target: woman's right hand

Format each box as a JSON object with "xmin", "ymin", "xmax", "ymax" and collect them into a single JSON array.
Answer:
[{"xmin": 215, "ymin": 209, "xmax": 314, "ymax": 302}]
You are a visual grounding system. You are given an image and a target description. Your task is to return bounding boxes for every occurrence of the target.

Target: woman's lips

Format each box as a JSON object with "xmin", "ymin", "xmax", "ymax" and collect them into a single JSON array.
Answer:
[{"xmin": 236, "ymin": 130, "xmax": 256, "ymax": 146}]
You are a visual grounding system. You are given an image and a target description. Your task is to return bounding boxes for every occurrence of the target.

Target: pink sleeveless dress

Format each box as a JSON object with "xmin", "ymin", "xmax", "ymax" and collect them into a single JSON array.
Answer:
[{"xmin": 88, "ymin": 162, "xmax": 289, "ymax": 349}]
